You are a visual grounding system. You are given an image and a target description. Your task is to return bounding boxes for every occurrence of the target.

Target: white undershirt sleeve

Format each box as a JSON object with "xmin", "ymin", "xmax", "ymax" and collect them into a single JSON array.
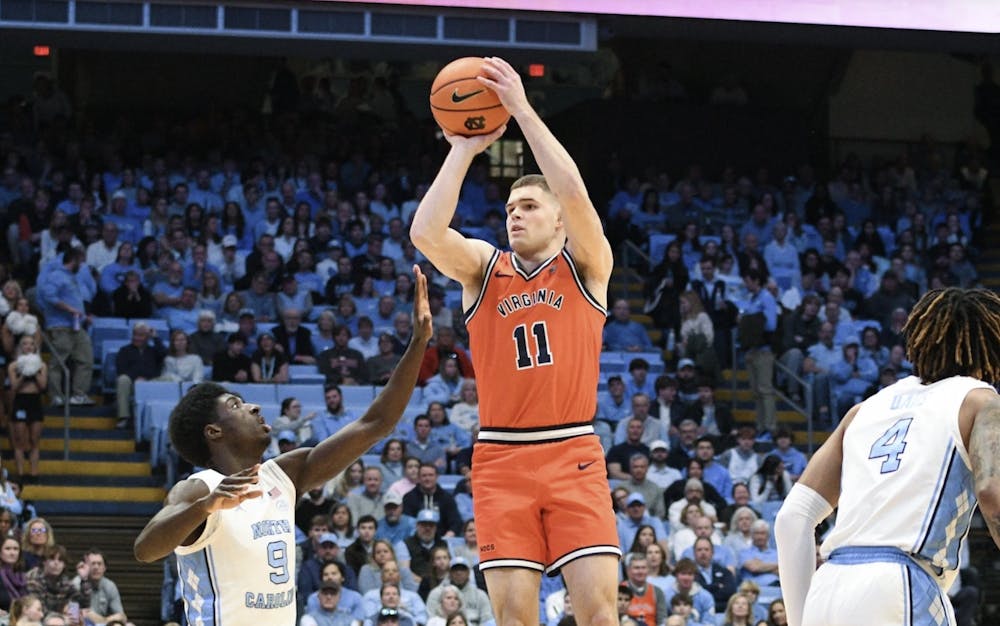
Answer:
[{"xmin": 774, "ymin": 483, "xmax": 834, "ymax": 626}]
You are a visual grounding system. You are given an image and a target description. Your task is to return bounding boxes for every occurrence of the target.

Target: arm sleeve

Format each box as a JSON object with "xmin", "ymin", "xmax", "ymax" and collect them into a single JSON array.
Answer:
[{"xmin": 774, "ymin": 483, "xmax": 834, "ymax": 626}]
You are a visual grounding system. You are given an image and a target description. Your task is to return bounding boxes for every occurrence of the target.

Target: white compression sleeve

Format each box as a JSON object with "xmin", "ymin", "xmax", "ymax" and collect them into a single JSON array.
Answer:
[{"xmin": 774, "ymin": 483, "xmax": 834, "ymax": 626}]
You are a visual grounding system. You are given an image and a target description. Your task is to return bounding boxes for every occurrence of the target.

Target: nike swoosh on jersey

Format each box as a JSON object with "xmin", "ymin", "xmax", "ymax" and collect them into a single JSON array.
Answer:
[
  {"xmin": 452, "ymin": 89, "xmax": 485, "ymax": 103},
  {"xmin": 494, "ymin": 271, "xmax": 513, "ymax": 278},
  {"xmin": 577, "ymin": 460, "xmax": 597, "ymax": 470}
]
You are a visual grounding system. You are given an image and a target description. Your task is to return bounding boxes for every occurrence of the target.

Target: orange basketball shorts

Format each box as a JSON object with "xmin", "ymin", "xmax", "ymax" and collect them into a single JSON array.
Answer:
[{"xmin": 471, "ymin": 434, "xmax": 621, "ymax": 575}]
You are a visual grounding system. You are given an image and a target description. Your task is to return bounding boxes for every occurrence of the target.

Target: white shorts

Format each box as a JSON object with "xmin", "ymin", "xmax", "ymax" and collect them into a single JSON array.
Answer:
[{"xmin": 803, "ymin": 548, "xmax": 954, "ymax": 626}]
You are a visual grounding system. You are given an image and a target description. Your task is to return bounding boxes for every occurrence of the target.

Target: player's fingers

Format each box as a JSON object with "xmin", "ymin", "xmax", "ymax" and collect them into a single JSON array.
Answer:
[
  {"xmin": 239, "ymin": 489, "xmax": 263, "ymax": 501},
  {"xmin": 489, "ymin": 56, "xmax": 517, "ymax": 77},
  {"xmin": 235, "ymin": 464, "xmax": 260, "ymax": 476}
]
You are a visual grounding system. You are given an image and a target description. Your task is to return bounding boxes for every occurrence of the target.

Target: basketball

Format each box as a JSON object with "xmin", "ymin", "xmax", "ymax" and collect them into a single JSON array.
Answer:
[{"xmin": 429, "ymin": 57, "xmax": 510, "ymax": 136}]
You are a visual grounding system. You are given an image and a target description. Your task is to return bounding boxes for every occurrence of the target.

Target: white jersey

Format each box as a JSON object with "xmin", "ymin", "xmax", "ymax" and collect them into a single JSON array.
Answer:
[
  {"xmin": 822, "ymin": 375, "xmax": 992, "ymax": 588},
  {"xmin": 175, "ymin": 460, "xmax": 297, "ymax": 626}
]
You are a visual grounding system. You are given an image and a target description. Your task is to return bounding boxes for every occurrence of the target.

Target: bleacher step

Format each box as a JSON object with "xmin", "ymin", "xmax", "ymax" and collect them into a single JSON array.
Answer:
[
  {"xmin": 21, "ymin": 484, "xmax": 165, "ymax": 502},
  {"xmin": 42, "ymin": 415, "xmax": 119, "ymax": 430},
  {"xmin": 0, "ymin": 439, "xmax": 134, "ymax": 453},
  {"xmin": 3, "ymin": 459, "xmax": 151, "ymax": 477}
]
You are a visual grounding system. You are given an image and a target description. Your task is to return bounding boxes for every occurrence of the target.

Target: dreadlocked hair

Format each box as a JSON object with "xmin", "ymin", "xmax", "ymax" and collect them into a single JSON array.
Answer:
[{"xmin": 903, "ymin": 287, "xmax": 1000, "ymax": 385}]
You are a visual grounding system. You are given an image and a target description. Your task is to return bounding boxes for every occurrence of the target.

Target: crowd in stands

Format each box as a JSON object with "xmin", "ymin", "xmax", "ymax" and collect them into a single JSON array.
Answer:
[{"xmin": 0, "ymin": 65, "xmax": 993, "ymax": 626}]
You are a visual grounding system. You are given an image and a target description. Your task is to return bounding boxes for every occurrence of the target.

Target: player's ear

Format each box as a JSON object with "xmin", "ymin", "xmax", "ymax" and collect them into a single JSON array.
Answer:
[{"xmin": 204, "ymin": 422, "xmax": 223, "ymax": 441}]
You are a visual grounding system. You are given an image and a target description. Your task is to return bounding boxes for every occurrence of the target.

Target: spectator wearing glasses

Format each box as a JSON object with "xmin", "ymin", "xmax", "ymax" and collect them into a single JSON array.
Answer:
[{"xmin": 21, "ymin": 519, "xmax": 54, "ymax": 572}]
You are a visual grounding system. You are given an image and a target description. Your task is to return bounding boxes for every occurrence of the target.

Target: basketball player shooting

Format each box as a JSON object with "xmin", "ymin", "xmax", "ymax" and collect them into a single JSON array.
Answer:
[
  {"xmin": 411, "ymin": 56, "xmax": 621, "ymax": 626},
  {"xmin": 134, "ymin": 266, "xmax": 433, "ymax": 625},
  {"xmin": 775, "ymin": 288, "xmax": 1000, "ymax": 626}
]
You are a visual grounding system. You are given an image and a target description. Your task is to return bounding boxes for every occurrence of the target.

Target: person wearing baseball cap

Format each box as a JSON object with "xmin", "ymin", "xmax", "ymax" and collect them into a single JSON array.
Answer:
[
  {"xmin": 404, "ymin": 509, "xmax": 447, "ymax": 580},
  {"xmin": 646, "ymin": 439, "xmax": 682, "ymax": 490},
  {"xmin": 376, "ymin": 491, "xmax": 416, "ymax": 545},
  {"xmin": 617, "ymin": 492, "xmax": 667, "ymax": 551}
]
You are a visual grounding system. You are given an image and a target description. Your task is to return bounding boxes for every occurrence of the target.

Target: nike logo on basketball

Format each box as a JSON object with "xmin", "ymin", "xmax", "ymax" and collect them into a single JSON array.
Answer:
[
  {"xmin": 452, "ymin": 89, "xmax": 484, "ymax": 103},
  {"xmin": 577, "ymin": 461, "xmax": 596, "ymax": 470}
]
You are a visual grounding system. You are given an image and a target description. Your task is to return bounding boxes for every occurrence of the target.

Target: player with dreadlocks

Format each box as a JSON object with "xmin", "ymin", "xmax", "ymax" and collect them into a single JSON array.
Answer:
[{"xmin": 773, "ymin": 287, "xmax": 1000, "ymax": 626}]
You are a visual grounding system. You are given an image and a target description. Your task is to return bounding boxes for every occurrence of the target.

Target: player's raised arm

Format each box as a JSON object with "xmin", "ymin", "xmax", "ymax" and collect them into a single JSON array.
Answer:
[
  {"xmin": 478, "ymin": 56, "xmax": 612, "ymax": 288},
  {"xmin": 278, "ymin": 265, "xmax": 434, "ymax": 492},
  {"xmin": 409, "ymin": 125, "xmax": 503, "ymax": 290},
  {"xmin": 971, "ymin": 394, "xmax": 1000, "ymax": 549}
]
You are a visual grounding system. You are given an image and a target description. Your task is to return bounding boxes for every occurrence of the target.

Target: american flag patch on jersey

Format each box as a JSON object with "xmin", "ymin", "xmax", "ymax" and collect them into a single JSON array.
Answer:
[{"xmin": 268, "ymin": 486, "xmax": 281, "ymax": 498}]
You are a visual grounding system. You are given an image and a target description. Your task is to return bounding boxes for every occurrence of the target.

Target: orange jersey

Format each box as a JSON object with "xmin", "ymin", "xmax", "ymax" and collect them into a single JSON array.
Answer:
[{"xmin": 465, "ymin": 248, "xmax": 606, "ymax": 431}]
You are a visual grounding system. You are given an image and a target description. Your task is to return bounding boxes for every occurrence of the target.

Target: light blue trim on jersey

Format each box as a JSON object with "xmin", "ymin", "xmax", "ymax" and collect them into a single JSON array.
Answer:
[
  {"xmin": 914, "ymin": 443, "xmax": 976, "ymax": 570},
  {"xmin": 178, "ymin": 548, "xmax": 220, "ymax": 626},
  {"xmin": 207, "ymin": 545, "xmax": 223, "ymax": 625},
  {"xmin": 913, "ymin": 442, "xmax": 955, "ymax": 557},
  {"xmin": 829, "ymin": 547, "xmax": 950, "ymax": 626}
]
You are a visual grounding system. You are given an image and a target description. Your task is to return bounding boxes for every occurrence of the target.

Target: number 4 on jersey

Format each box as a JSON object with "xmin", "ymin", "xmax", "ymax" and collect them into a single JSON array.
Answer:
[{"xmin": 869, "ymin": 417, "xmax": 913, "ymax": 474}]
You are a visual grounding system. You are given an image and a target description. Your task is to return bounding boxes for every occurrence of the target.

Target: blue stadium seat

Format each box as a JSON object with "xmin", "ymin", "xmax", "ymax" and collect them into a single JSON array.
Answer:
[
  {"xmin": 361, "ymin": 454, "xmax": 381, "ymax": 468},
  {"xmin": 648, "ymin": 233, "xmax": 678, "ymax": 267},
  {"xmin": 134, "ymin": 381, "xmax": 181, "ymax": 442},
  {"xmin": 340, "ymin": 385, "xmax": 375, "ymax": 405},
  {"xmin": 101, "ymin": 340, "xmax": 131, "ymax": 393},
  {"xmin": 438, "ymin": 474, "xmax": 462, "ymax": 493},
  {"xmin": 289, "ymin": 364, "xmax": 325, "ymax": 384},
  {"xmin": 224, "ymin": 383, "xmax": 277, "ymax": 405},
  {"xmin": 278, "ymin": 384, "xmax": 326, "ymax": 408}
]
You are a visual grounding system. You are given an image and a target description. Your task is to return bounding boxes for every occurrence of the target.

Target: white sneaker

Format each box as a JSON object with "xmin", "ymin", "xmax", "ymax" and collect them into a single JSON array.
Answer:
[
  {"xmin": 70, "ymin": 394, "xmax": 95, "ymax": 406},
  {"xmin": 50, "ymin": 396, "xmax": 65, "ymax": 407}
]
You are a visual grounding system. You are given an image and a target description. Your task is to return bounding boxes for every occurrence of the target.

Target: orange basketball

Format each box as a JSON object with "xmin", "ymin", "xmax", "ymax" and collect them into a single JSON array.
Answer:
[{"xmin": 430, "ymin": 57, "xmax": 510, "ymax": 136}]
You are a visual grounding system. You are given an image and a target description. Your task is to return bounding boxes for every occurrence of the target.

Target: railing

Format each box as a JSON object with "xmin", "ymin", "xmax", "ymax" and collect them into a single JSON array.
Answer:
[
  {"xmin": 772, "ymin": 358, "xmax": 817, "ymax": 454},
  {"xmin": 40, "ymin": 332, "xmax": 72, "ymax": 461},
  {"xmin": 730, "ymin": 329, "xmax": 818, "ymax": 454}
]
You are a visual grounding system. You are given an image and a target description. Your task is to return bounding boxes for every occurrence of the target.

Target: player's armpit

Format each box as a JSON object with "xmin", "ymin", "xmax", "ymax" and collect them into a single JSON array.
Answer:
[{"xmin": 970, "ymin": 398, "xmax": 1000, "ymax": 549}]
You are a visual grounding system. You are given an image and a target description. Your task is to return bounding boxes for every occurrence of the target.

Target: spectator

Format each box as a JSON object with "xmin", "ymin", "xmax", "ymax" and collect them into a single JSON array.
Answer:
[
  {"xmin": 649, "ymin": 376, "xmax": 684, "ymax": 433},
  {"xmin": 25, "ymin": 545, "xmax": 80, "ymax": 614},
  {"xmin": 667, "ymin": 479, "xmax": 719, "ymax": 530},
  {"xmin": 624, "ymin": 358, "xmax": 655, "ymax": 405},
  {"xmin": 666, "ymin": 419, "xmax": 699, "ymax": 470},
  {"xmin": 747, "ymin": 456, "xmax": 792, "ymax": 506},
  {"xmin": 770, "ymin": 429, "xmax": 806, "ymax": 482},
  {"xmin": 115, "ymin": 322, "xmax": 166, "ymax": 428},
  {"xmin": 317, "ymin": 325, "xmax": 368, "ymax": 384},
  {"xmin": 409, "ymin": 416, "xmax": 447, "ymax": 472},
  {"xmin": 448, "ymin": 380, "xmax": 479, "ymax": 434},
  {"xmin": 692, "ymin": 538, "xmax": 737, "ymax": 614},
  {"xmin": 345, "ymin": 516, "xmax": 379, "ymax": 578},
  {"xmin": 367, "ymin": 333, "xmax": 402, "ymax": 385},
  {"xmin": 85, "ymin": 222, "xmax": 121, "ymax": 273},
  {"xmin": 303, "ymin": 561, "xmax": 367, "ymax": 620},
  {"xmin": 597, "ymin": 375, "xmax": 630, "ymax": 426},
  {"xmin": 716, "ymin": 428, "xmax": 760, "ymax": 486},
  {"xmin": 243, "ymin": 272, "xmax": 279, "ymax": 323},
  {"xmin": 777, "ymin": 294, "xmax": 822, "ymax": 404},
  {"xmin": 8, "ymin": 335, "xmax": 46, "ymax": 481},
  {"xmin": 301, "ymin": 580, "xmax": 356, "ymax": 626},
  {"xmin": 620, "ymin": 553, "xmax": 667, "ymax": 626},
  {"xmin": 327, "ymin": 504, "xmax": 358, "ymax": 550},
  {"xmin": 737, "ymin": 521, "xmax": 779, "ymax": 588},
  {"xmin": 423, "ymin": 358, "xmax": 467, "ymax": 408},
  {"xmin": 349, "ymin": 467, "xmax": 387, "ymax": 523},
  {"xmin": 251, "ymin": 331, "xmax": 290, "ymax": 383},
  {"xmin": 830, "ymin": 342, "xmax": 878, "ymax": 416},
  {"xmin": 425, "ymin": 558, "xmax": 492, "ymax": 626},
  {"xmin": 691, "ymin": 437, "xmax": 732, "ymax": 504},
  {"xmin": 605, "ymin": 417, "xmax": 651, "ymax": 481},
  {"xmin": 645, "ymin": 440, "xmax": 682, "ymax": 489},
  {"xmin": 402, "ymin": 466, "xmax": 462, "ymax": 538},
  {"xmin": 403, "ymin": 510, "xmax": 448, "ymax": 581},
  {"xmin": 616, "ymin": 493, "xmax": 667, "ymax": 554},
  {"xmin": 350, "ymin": 317, "xmax": 380, "ymax": 360},
  {"xmin": 684, "ymin": 380, "xmax": 734, "ymax": 446},
  {"xmin": 613, "ymin": 394, "xmax": 660, "ymax": 446},
  {"xmin": 9, "ymin": 593, "xmax": 44, "ymax": 626},
  {"xmin": 312, "ymin": 385, "xmax": 356, "ymax": 441},
  {"xmin": 425, "ymin": 582, "xmax": 462, "ymax": 626},
  {"xmin": 37, "ymin": 249, "xmax": 94, "ymax": 407},
  {"xmin": 661, "ymin": 558, "xmax": 716, "ymax": 624},
  {"xmin": 621, "ymin": 456, "xmax": 666, "ymax": 519},
  {"xmin": 676, "ymin": 293, "xmax": 716, "ymax": 380},
  {"xmin": 721, "ymin": 593, "xmax": 755, "ymax": 626},
  {"xmin": 71, "ymin": 549, "xmax": 128, "ymax": 626},
  {"xmin": 738, "ymin": 269, "xmax": 777, "ymax": 436},
  {"xmin": 186, "ymin": 310, "xmax": 225, "ymax": 364},
  {"xmin": 273, "ymin": 307, "xmax": 316, "ymax": 365},
  {"xmin": 298, "ymin": 532, "xmax": 349, "ymax": 611},
  {"xmin": 376, "ymin": 492, "xmax": 416, "ymax": 546},
  {"xmin": 603, "ymin": 299, "xmax": 653, "ymax": 352},
  {"xmin": 425, "ymin": 402, "xmax": 470, "ymax": 462},
  {"xmin": 210, "ymin": 332, "xmax": 253, "ymax": 382},
  {"xmin": 0, "ymin": 536, "xmax": 28, "ymax": 614},
  {"xmin": 159, "ymin": 330, "xmax": 204, "ymax": 383},
  {"xmin": 359, "ymin": 541, "xmax": 418, "ymax": 595},
  {"xmin": 408, "ymin": 309, "xmax": 467, "ymax": 370},
  {"xmin": 387, "ymin": 458, "xmax": 422, "ymax": 499},
  {"xmin": 20, "ymin": 519, "xmax": 53, "ymax": 572}
]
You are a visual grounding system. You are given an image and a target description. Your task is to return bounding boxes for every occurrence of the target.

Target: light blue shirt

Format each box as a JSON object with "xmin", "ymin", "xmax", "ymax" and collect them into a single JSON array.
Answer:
[
  {"xmin": 603, "ymin": 320, "xmax": 654, "ymax": 352},
  {"xmin": 38, "ymin": 265, "xmax": 85, "ymax": 328}
]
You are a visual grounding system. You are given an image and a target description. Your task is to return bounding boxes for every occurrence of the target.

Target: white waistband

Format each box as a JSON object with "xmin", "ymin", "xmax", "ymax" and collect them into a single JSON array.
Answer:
[{"xmin": 477, "ymin": 424, "xmax": 594, "ymax": 443}]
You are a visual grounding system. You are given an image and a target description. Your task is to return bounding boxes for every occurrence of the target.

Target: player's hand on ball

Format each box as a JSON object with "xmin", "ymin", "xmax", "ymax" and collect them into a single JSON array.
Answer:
[
  {"xmin": 479, "ymin": 57, "xmax": 530, "ymax": 117},
  {"xmin": 411, "ymin": 265, "xmax": 434, "ymax": 346},
  {"xmin": 205, "ymin": 464, "xmax": 263, "ymax": 512},
  {"xmin": 443, "ymin": 125, "xmax": 506, "ymax": 153}
]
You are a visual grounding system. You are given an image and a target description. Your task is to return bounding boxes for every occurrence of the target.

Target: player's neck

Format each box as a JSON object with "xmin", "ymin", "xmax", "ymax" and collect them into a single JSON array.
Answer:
[
  {"xmin": 511, "ymin": 244, "xmax": 561, "ymax": 273},
  {"xmin": 210, "ymin": 448, "xmax": 263, "ymax": 475}
]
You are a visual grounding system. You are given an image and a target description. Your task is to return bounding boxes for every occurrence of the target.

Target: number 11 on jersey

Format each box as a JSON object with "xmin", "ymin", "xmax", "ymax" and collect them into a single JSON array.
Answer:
[{"xmin": 513, "ymin": 322, "xmax": 553, "ymax": 370}]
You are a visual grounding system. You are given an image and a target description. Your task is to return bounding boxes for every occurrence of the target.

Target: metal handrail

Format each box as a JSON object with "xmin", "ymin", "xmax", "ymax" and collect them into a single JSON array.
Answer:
[
  {"xmin": 40, "ymin": 331, "xmax": 72, "ymax": 461},
  {"xmin": 773, "ymin": 358, "xmax": 816, "ymax": 454},
  {"xmin": 618, "ymin": 240, "xmax": 651, "ymax": 271},
  {"xmin": 730, "ymin": 328, "xmax": 818, "ymax": 455}
]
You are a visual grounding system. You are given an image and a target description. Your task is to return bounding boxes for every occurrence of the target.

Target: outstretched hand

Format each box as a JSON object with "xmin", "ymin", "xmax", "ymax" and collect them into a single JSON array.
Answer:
[
  {"xmin": 204, "ymin": 464, "xmax": 262, "ymax": 513},
  {"xmin": 442, "ymin": 124, "xmax": 506, "ymax": 153},
  {"xmin": 411, "ymin": 265, "xmax": 434, "ymax": 346},
  {"xmin": 478, "ymin": 56, "xmax": 530, "ymax": 118}
]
